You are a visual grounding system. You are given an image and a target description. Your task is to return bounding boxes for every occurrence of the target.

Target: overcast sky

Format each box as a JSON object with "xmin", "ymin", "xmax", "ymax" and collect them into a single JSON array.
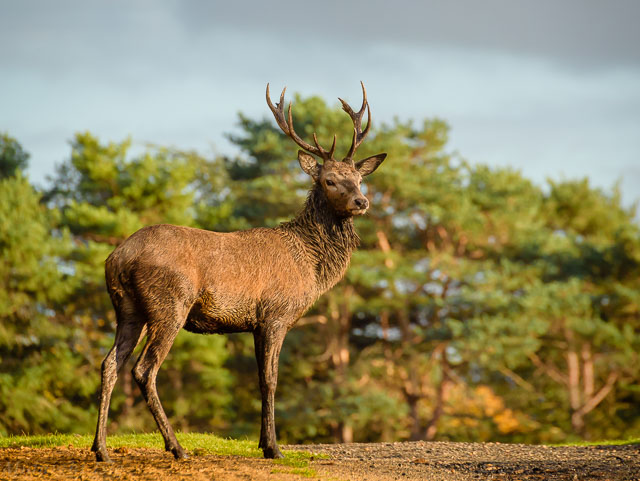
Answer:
[{"xmin": 2, "ymin": 0, "xmax": 639, "ymax": 207}]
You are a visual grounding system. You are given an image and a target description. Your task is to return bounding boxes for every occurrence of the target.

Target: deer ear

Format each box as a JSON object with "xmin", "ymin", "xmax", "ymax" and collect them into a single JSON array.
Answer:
[
  {"xmin": 355, "ymin": 153, "xmax": 387, "ymax": 176},
  {"xmin": 298, "ymin": 150, "xmax": 320, "ymax": 179}
]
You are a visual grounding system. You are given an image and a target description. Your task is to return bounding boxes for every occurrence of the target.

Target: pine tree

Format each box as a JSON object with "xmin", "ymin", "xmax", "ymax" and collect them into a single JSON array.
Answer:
[
  {"xmin": 0, "ymin": 168, "xmax": 95, "ymax": 434},
  {"xmin": 45, "ymin": 133, "xmax": 233, "ymax": 433}
]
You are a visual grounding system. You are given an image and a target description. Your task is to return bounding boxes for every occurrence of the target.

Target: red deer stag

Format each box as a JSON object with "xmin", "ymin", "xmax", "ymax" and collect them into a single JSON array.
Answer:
[{"xmin": 91, "ymin": 83, "xmax": 387, "ymax": 461}]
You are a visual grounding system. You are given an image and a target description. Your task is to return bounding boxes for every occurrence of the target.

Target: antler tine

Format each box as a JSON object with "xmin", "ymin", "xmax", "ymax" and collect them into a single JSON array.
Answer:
[
  {"xmin": 313, "ymin": 133, "xmax": 337, "ymax": 160},
  {"xmin": 266, "ymin": 83, "xmax": 336, "ymax": 162},
  {"xmin": 286, "ymin": 102, "xmax": 335, "ymax": 162},
  {"xmin": 340, "ymin": 81, "xmax": 372, "ymax": 163},
  {"xmin": 266, "ymin": 84, "xmax": 290, "ymax": 135}
]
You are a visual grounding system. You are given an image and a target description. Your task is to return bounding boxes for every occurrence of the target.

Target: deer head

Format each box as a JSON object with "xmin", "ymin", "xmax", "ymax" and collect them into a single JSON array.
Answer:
[{"xmin": 266, "ymin": 82, "xmax": 387, "ymax": 216}]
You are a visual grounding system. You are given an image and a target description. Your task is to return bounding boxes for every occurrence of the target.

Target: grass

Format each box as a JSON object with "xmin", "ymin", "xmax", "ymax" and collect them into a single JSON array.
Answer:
[
  {"xmin": 271, "ymin": 456, "xmax": 319, "ymax": 477},
  {"xmin": 556, "ymin": 437, "xmax": 640, "ymax": 447},
  {"xmin": 0, "ymin": 432, "xmax": 323, "ymax": 477},
  {"xmin": 0, "ymin": 432, "xmax": 312, "ymax": 458}
]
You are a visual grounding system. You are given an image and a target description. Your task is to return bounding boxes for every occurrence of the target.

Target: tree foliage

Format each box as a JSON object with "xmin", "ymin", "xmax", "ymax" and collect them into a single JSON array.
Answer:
[
  {"xmin": 0, "ymin": 133, "xmax": 30, "ymax": 179},
  {"xmin": 1, "ymin": 92, "xmax": 639, "ymax": 443}
]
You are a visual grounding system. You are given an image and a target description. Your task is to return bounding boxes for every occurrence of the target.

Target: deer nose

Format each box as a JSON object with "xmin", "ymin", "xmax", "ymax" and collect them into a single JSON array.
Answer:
[{"xmin": 354, "ymin": 197, "xmax": 369, "ymax": 209}]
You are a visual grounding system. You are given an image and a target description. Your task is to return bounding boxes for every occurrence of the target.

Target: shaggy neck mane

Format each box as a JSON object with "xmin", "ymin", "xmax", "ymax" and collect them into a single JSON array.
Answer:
[{"xmin": 279, "ymin": 183, "xmax": 360, "ymax": 290}]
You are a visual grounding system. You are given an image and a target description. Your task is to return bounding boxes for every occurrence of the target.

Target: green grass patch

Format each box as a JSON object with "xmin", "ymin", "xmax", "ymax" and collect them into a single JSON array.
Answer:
[
  {"xmin": 554, "ymin": 437, "xmax": 640, "ymax": 447},
  {"xmin": 272, "ymin": 455, "xmax": 321, "ymax": 478},
  {"xmin": 0, "ymin": 432, "xmax": 316, "ymax": 462},
  {"xmin": 271, "ymin": 466, "xmax": 317, "ymax": 478}
]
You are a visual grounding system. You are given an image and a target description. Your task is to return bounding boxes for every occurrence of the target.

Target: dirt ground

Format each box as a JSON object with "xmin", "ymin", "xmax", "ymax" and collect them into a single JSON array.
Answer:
[{"xmin": 1, "ymin": 441, "xmax": 639, "ymax": 481}]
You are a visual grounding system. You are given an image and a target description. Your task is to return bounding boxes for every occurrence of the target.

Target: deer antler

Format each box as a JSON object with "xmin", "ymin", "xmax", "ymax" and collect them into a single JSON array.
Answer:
[
  {"xmin": 266, "ymin": 84, "xmax": 337, "ymax": 162},
  {"xmin": 339, "ymin": 81, "xmax": 371, "ymax": 165}
]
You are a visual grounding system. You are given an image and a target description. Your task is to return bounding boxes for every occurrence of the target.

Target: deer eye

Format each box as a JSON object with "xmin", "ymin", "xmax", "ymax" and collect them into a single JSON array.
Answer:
[{"xmin": 326, "ymin": 179, "xmax": 335, "ymax": 187}]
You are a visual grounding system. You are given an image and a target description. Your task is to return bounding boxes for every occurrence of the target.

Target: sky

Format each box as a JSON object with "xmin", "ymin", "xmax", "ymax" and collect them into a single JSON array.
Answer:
[{"xmin": 2, "ymin": 0, "xmax": 639, "ymax": 207}]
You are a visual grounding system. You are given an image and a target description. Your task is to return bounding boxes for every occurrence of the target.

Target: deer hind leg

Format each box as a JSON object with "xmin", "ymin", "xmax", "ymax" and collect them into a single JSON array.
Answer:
[
  {"xmin": 92, "ymin": 294, "xmax": 146, "ymax": 462},
  {"xmin": 254, "ymin": 323, "xmax": 288, "ymax": 459},
  {"xmin": 132, "ymin": 304, "xmax": 189, "ymax": 460}
]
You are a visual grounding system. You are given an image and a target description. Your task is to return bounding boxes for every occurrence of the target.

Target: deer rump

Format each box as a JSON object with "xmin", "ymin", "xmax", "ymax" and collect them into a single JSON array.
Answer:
[{"xmin": 106, "ymin": 223, "xmax": 315, "ymax": 336}]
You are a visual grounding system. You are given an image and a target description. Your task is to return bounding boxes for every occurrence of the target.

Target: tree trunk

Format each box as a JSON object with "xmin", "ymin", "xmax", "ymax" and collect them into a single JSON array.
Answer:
[
  {"xmin": 327, "ymin": 287, "xmax": 353, "ymax": 443},
  {"xmin": 407, "ymin": 393, "xmax": 422, "ymax": 441}
]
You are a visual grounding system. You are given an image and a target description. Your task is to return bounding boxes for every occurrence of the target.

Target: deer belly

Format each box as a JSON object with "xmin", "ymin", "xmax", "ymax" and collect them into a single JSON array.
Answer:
[{"xmin": 185, "ymin": 291, "xmax": 256, "ymax": 334}]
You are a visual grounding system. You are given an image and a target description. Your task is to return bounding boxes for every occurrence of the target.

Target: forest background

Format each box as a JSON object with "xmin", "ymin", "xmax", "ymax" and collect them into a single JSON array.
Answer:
[{"xmin": 1, "ymin": 92, "xmax": 639, "ymax": 445}]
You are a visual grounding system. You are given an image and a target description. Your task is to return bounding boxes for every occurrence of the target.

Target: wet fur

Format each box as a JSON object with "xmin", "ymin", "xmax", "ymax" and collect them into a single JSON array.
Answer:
[
  {"xmin": 92, "ymin": 84, "xmax": 386, "ymax": 462},
  {"xmin": 92, "ymin": 183, "xmax": 359, "ymax": 461},
  {"xmin": 107, "ymin": 184, "xmax": 358, "ymax": 333}
]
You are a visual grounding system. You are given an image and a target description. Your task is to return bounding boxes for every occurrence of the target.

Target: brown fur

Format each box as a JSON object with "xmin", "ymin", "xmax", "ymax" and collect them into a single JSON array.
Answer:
[{"xmin": 91, "ymin": 86, "xmax": 387, "ymax": 462}]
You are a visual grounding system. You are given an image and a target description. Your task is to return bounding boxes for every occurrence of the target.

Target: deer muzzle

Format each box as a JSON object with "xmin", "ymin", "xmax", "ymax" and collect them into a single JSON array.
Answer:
[{"xmin": 349, "ymin": 196, "xmax": 369, "ymax": 215}]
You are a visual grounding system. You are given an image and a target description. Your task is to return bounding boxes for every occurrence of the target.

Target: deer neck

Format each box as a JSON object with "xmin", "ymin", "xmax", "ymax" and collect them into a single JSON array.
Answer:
[{"xmin": 280, "ymin": 184, "xmax": 360, "ymax": 291}]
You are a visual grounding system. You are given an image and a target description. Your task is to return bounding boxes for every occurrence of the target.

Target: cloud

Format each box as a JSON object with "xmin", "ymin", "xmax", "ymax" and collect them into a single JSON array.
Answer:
[
  {"xmin": 4, "ymin": 0, "xmax": 640, "ymax": 72},
  {"xmin": 172, "ymin": 0, "xmax": 640, "ymax": 69},
  {"xmin": 1, "ymin": 1, "xmax": 638, "ymax": 207}
]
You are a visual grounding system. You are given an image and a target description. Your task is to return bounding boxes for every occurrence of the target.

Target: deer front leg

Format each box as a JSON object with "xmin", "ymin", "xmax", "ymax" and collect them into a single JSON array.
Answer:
[{"xmin": 253, "ymin": 323, "xmax": 287, "ymax": 459}]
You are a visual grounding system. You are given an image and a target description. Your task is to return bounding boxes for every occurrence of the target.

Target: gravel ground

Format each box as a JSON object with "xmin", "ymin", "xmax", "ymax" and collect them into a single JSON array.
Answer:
[
  {"xmin": 1, "ymin": 441, "xmax": 639, "ymax": 480},
  {"xmin": 285, "ymin": 441, "xmax": 640, "ymax": 480}
]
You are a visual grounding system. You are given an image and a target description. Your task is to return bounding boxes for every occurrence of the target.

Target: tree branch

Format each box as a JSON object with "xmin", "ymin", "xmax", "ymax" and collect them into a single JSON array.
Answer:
[
  {"xmin": 576, "ymin": 371, "xmax": 619, "ymax": 418},
  {"xmin": 529, "ymin": 352, "xmax": 568, "ymax": 385}
]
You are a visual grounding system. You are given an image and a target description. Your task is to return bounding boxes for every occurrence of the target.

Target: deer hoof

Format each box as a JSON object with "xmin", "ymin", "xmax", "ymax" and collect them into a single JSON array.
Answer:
[
  {"xmin": 263, "ymin": 446, "xmax": 284, "ymax": 459},
  {"xmin": 94, "ymin": 449, "xmax": 112, "ymax": 463},
  {"xmin": 171, "ymin": 446, "xmax": 189, "ymax": 460}
]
